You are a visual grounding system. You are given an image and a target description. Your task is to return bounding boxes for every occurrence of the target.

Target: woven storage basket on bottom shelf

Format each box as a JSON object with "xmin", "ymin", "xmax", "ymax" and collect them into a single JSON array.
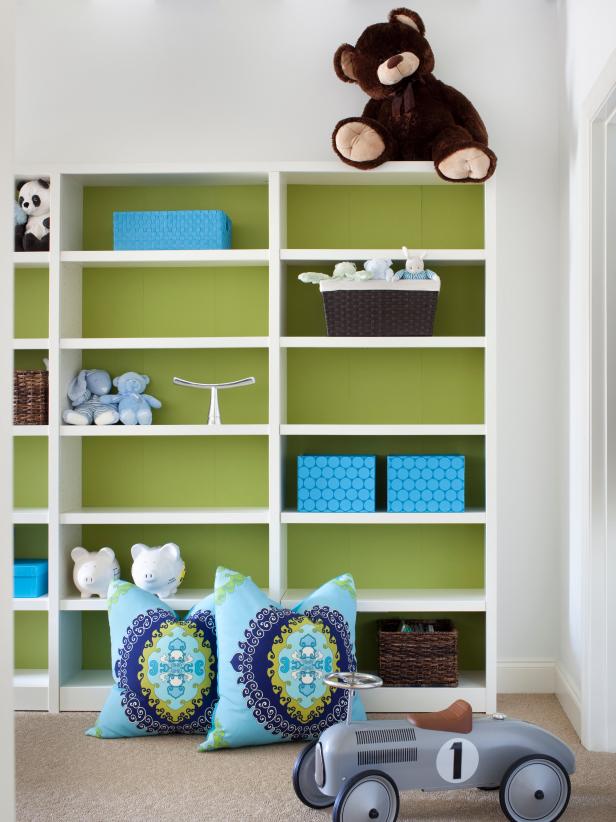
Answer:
[
  {"xmin": 378, "ymin": 618, "xmax": 458, "ymax": 687},
  {"xmin": 13, "ymin": 370, "xmax": 49, "ymax": 425},
  {"xmin": 319, "ymin": 278, "xmax": 440, "ymax": 336}
]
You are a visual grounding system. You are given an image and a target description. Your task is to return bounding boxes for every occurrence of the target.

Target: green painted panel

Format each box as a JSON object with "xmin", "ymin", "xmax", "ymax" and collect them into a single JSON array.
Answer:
[
  {"xmin": 81, "ymin": 349, "xmax": 268, "ymax": 424},
  {"xmin": 14, "ymin": 268, "xmax": 48, "ymax": 337},
  {"xmin": 286, "ymin": 349, "xmax": 484, "ymax": 424},
  {"xmin": 356, "ymin": 612, "xmax": 485, "ymax": 672},
  {"xmin": 285, "ymin": 264, "xmax": 484, "ymax": 337},
  {"xmin": 288, "ymin": 525, "xmax": 483, "ymax": 589},
  {"xmin": 82, "ymin": 612, "xmax": 111, "ymax": 670},
  {"xmin": 82, "ymin": 437, "xmax": 268, "ymax": 508},
  {"xmin": 286, "ymin": 185, "xmax": 483, "ymax": 249},
  {"xmin": 14, "ymin": 438, "xmax": 48, "ymax": 507},
  {"xmin": 15, "ymin": 612, "xmax": 48, "ymax": 668},
  {"xmin": 14, "ymin": 350, "xmax": 48, "ymax": 371},
  {"xmin": 83, "ymin": 186, "xmax": 268, "ymax": 250},
  {"xmin": 82, "ymin": 266, "xmax": 268, "ymax": 338},
  {"xmin": 14, "ymin": 525, "xmax": 48, "ymax": 559},
  {"xmin": 81, "ymin": 524, "xmax": 268, "ymax": 587},
  {"xmin": 284, "ymin": 436, "xmax": 484, "ymax": 510}
]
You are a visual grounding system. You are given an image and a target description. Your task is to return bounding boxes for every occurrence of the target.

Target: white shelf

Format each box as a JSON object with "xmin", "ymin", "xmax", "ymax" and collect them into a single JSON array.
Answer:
[
  {"xmin": 59, "ymin": 507, "xmax": 269, "ymax": 524},
  {"xmin": 60, "ymin": 336, "xmax": 269, "ymax": 349},
  {"xmin": 61, "ymin": 424, "xmax": 269, "ymax": 437},
  {"xmin": 14, "ymin": 670, "xmax": 49, "ymax": 711},
  {"xmin": 61, "ymin": 588, "xmax": 214, "ymax": 611},
  {"xmin": 60, "ymin": 670, "xmax": 112, "ymax": 711},
  {"xmin": 13, "ymin": 252, "xmax": 49, "ymax": 268},
  {"xmin": 362, "ymin": 672, "xmax": 487, "ymax": 713},
  {"xmin": 13, "ymin": 596, "xmax": 49, "ymax": 611},
  {"xmin": 281, "ymin": 424, "xmax": 486, "ymax": 437},
  {"xmin": 281, "ymin": 249, "xmax": 485, "ymax": 264},
  {"xmin": 282, "ymin": 588, "xmax": 486, "ymax": 612},
  {"xmin": 60, "ymin": 249, "xmax": 269, "ymax": 267},
  {"xmin": 13, "ymin": 508, "xmax": 49, "ymax": 525},
  {"xmin": 281, "ymin": 510, "xmax": 486, "ymax": 525},
  {"xmin": 13, "ymin": 425, "xmax": 49, "ymax": 437},
  {"xmin": 12, "ymin": 338, "xmax": 50, "ymax": 350},
  {"xmin": 281, "ymin": 336, "xmax": 486, "ymax": 349}
]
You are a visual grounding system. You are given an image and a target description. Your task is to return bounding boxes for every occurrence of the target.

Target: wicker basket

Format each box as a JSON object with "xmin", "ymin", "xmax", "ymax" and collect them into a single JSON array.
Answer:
[
  {"xmin": 319, "ymin": 279, "xmax": 439, "ymax": 337},
  {"xmin": 14, "ymin": 370, "xmax": 49, "ymax": 425},
  {"xmin": 378, "ymin": 619, "xmax": 458, "ymax": 687}
]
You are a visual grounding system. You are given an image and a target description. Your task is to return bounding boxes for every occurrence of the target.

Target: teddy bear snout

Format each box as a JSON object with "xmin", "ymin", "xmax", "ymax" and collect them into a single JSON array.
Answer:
[{"xmin": 377, "ymin": 51, "xmax": 420, "ymax": 85}]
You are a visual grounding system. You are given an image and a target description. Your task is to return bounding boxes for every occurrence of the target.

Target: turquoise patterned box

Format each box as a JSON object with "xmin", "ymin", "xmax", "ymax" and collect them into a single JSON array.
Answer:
[
  {"xmin": 297, "ymin": 455, "xmax": 376, "ymax": 513},
  {"xmin": 387, "ymin": 455, "xmax": 465, "ymax": 513}
]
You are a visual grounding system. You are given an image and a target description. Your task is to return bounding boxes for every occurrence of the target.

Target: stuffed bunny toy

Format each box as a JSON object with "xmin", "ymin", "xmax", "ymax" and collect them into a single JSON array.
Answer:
[
  {"xmin": 63, "ymin": 369, "xmax": 120, "ymax": 426},
  {"xmin": 393, "ymin": 247, "xmax": 439, "ymax": 281},
  {"xmin": 100, "ymin": 371, "xmax": 162, "ymax": 426}
]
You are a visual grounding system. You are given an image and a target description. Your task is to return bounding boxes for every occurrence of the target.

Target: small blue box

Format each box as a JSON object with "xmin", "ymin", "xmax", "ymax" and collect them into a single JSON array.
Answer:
[
  {"xmin": 298, "ymin": 455, "xmax": 376, "ymax": 513},
  {"xmin": 113, "ymin": 209, "xmax": 232, "ymax": 250},
  {"xmin": 14, "ymin": 559, "xmax": 48, "ymax": 598},
  {"xmin": 387, "ymin": 455, "xmax": 465, "ymax": 513}
]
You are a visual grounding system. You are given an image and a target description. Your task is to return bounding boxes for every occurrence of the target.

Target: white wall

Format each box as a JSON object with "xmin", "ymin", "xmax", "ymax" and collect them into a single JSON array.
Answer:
[
  {"xmin": 558, "ymin": 0, "xmax": 616, "ymax": 731},
  {"xmin": 15, "ymin": 0, "xmax": 564, "ymax": 681}
]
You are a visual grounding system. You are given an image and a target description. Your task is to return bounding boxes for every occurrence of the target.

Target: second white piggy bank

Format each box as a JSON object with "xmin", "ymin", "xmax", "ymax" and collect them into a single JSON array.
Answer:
[
  {"xmin": 71, "ymin": 546, "xmax": 120, "ymax": 598},
  {"xmin": 130, "ymin": 542, "xmax": 185, "ymax": 598}
]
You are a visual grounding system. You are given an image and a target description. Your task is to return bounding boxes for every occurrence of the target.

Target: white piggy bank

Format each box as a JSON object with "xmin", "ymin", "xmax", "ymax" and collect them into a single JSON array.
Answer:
[
  {"xmin": 130, "ymin": 542, "xmax": 185, "ymax": 598},
  {"xmin": 71, "ymin": 546, "xmax": 120, "ymax": 598}
]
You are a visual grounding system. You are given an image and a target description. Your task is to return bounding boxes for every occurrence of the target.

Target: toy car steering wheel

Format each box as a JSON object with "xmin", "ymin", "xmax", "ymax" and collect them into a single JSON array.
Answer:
[{"xmin": 324, "ymin": 671, "xmax": 383, "ymax": 691}]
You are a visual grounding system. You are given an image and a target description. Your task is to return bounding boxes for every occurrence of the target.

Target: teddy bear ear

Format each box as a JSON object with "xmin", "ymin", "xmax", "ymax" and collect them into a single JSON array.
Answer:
[
  {"xmin": 37, "ymin": 178, "xmax": 50, "ymax": 190},
  {"xmin": 334, "ymin": 43, "xmax": 358, "ymax": 83},
  {"xmin": 389, "ymin": 8, "xmax": 425, "ymax": 35}
]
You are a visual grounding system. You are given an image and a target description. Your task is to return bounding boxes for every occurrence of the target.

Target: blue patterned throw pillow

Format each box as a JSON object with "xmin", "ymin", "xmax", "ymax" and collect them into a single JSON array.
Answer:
[
  {"xmin": 87, "ymin": 581, "xmax": 217, "ymax": 738},
  {"xmin": 199, "ymin": 567, "xmax": 365, "ymax": 751}
]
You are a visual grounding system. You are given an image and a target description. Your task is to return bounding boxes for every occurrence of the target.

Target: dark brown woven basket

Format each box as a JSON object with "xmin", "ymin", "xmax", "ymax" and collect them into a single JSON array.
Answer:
[
  {"xmin": 14, "ymin": 370, "xmax": 49, "ymax": 425},
  {"xmin": 322, "ymin": 289, "xmax": 438, "ymax": 336},
  {"xmin": 378, "ymin": 619, "xmax": 458, "ymax": 687}
]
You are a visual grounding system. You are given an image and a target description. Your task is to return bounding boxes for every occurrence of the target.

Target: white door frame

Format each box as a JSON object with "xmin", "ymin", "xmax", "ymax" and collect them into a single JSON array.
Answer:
[{"xmin": 581, "ymin": 47, "xmax": 616, "ymax": 753}]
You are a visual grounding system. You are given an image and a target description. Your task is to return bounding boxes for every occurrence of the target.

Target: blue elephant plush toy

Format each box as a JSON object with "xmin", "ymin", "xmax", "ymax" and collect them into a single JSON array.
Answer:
[
  {"xmin": 100, "ymin": 372, "xmax": 162, "ymax": 425},
  {"xmin": 62, "ymin": 369, "xmax": 120, "ymax": 426}
]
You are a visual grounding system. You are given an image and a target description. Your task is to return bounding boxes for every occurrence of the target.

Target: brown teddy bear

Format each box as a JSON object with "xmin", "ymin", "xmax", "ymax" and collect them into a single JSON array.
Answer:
[{"xmin": 332, "ymin": 8, "xmax": 496, "ymax": 182}]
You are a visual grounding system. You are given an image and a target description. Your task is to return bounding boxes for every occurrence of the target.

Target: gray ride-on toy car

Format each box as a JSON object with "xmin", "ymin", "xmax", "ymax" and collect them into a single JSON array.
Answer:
[{"xmin": 293, "ymin": 672, "xmax": 575, "ymax": 822}]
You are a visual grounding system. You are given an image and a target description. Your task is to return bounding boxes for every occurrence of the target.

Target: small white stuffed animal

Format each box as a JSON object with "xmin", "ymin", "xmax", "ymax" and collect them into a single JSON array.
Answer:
[
  {"xmin": 16, "ymin": 178, "xmax": 51, "ymax": 251},
  {"xmin": 71, "ymin": 547, "xmax": 120, "ymax": 598},
  {"xmin": 130, "ymin": 542, "xmax": 185, "ymax": 598},
  {"xmin": 393, "ymin": 248, "xmax": 439, "ymax": 281}
]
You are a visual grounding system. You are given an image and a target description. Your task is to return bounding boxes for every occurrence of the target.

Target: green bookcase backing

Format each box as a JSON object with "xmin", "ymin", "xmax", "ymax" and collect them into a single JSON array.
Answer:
[
  {"xmin": 15, "ymin": 612, "xmax": 48, "ymax": 669},
  {"xmin": 15, "ymin": 268, "xmax": 49, "ymax": 338},
  {"xmin": 14, "ymin": 525, "xmax": 48, "ymax": 560},
  {"xmin": 14, "ymin": 438, "xmax": 48, "ymax": 508}
]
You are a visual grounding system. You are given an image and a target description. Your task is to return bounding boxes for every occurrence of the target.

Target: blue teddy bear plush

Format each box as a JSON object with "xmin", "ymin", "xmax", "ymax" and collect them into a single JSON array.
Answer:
[{"xmin": 100, "ymin": 372, "xmax": 162, "ymax": 426}]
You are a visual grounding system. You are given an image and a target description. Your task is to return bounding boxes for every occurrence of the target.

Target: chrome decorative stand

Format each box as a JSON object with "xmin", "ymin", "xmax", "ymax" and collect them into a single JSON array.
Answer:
[{"xmin": 172, "ymin": 376, "xmax": 256, "ymax": 425}]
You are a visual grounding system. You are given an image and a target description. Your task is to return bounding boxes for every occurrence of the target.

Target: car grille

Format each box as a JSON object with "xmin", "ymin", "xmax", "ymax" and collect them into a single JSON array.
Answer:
[
  {"xmin": 355, "ymin": 727, "xmax": 417, "ymax": 744},
  {"xmin": 358, "ymin": 747, "xmax": 418, "ymax": 766}
]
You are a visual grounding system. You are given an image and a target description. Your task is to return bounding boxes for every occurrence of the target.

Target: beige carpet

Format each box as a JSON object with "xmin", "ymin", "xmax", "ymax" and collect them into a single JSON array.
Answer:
[{"xmin": 15, "ymin": 695, "xmax": 616, "ymax": 821}]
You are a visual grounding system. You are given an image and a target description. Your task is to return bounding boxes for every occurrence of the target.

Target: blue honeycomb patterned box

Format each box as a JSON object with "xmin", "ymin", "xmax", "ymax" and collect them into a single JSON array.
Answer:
[
  {"xmin": 387, "ymin": 455, "xmax": 465, "ymax": 513},
  {"xmin": 113, "ymin": 210, "xmax": 231, "ymax": 250},
  {"xmin": 297, "ymin": 455, "xmax": 376, "ymax": 513}
]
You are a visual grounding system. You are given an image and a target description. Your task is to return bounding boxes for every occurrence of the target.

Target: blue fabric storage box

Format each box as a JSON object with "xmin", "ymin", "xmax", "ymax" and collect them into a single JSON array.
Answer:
[
  {"xmin": 387, "ymin": 455, "xmax": 465, "ymax": 513},
  {"xmin": 297, "ymin": 455, "xmax": 376, "ymax": 513},
  {"xmin": 14, "ymin": 559, "xmax": 48, "ymax": 598},
  {"xmin": 113, "ymin": 210, "xmax": 232, "ymax": 250}
]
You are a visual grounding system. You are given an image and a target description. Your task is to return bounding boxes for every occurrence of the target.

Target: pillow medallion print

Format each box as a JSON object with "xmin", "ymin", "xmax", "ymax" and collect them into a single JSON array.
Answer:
[{"xmin": 87, "ymin": 582, "xmax": 217, "ymax": 738}]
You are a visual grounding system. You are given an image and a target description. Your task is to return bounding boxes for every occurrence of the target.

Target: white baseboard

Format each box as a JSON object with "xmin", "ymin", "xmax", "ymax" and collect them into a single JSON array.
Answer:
[
  {"xmin": 555, "ymin": 663, "xmax": 582, "ymax": 737},
  {"xmin": 497, "ymin": 659, "xmax": 556, "ymax": 693}
]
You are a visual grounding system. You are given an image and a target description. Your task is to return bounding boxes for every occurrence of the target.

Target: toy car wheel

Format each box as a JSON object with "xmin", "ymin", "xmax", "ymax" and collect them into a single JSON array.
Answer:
[
  {"xmin": 499, "ymin": 755, "xmax": 571, "ymax": 822},
  {"xmin": 292, "ymin": 741, "xmax": 334, "ymax": 809},
  {"xmin": 333, "ymin": 770, "xmax": 399, "ymax": 822}
]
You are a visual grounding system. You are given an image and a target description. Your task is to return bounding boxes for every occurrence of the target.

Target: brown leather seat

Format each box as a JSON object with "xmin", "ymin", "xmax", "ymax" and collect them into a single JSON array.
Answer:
[{"xmin": 407, "ymin": 699, "xmax": 473, "ymax": 734}]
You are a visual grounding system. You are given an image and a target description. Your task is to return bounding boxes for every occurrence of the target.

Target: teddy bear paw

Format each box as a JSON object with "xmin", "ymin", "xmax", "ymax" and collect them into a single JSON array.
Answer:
[
  {"xmin": 438, "ymin": 147, "xmax": 492, "ymax": 181},
  {"xmin": 335, "ymin": 121, "xmax": 385, "ymax": 164}
]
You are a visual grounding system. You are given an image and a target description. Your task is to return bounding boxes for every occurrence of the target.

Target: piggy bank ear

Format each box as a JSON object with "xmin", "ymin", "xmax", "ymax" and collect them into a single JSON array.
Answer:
[
  {"xmin": 99, "ymin": 547, "xmax": 116, "ymax": 560},
  {"xmin": 160, "ymin": 542, "xmax": 180, "ymax": 561},
  {"xmin": 131, "ymin": 543, "xmax": 148, "ymax": 561},
  {"xmin": 71, "ymin": 546, "xmax": 88, "ymax": 562}
]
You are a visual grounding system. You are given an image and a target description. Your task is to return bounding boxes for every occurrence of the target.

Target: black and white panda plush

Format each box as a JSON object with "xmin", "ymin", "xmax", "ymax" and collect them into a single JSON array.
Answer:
[{"xmin": 16, "ymin": 178, "xmax": 50, "ymax": 251}]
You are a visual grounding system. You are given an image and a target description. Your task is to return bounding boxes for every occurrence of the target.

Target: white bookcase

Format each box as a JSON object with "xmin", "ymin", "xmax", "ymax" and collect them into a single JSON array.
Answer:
[{"xmin": 12, "ymin": 161, "xmax": 496, "ymax": 715}]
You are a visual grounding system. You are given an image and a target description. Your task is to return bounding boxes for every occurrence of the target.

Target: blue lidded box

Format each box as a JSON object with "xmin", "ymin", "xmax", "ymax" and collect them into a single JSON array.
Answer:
[
  {"xmin": 113, "ymin": 210, "xmax": 232, "ymax": 251},
  {"xmin": 297, "ymin": 455, "xmax": 376, "ymax": 513},
  {"xmin": 387, "ymin": 455, "xmax": 465, "ymax": 513},
  {"xmin": 14, "ymin": 559, "xmax": 48, "ymax": 598}
]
